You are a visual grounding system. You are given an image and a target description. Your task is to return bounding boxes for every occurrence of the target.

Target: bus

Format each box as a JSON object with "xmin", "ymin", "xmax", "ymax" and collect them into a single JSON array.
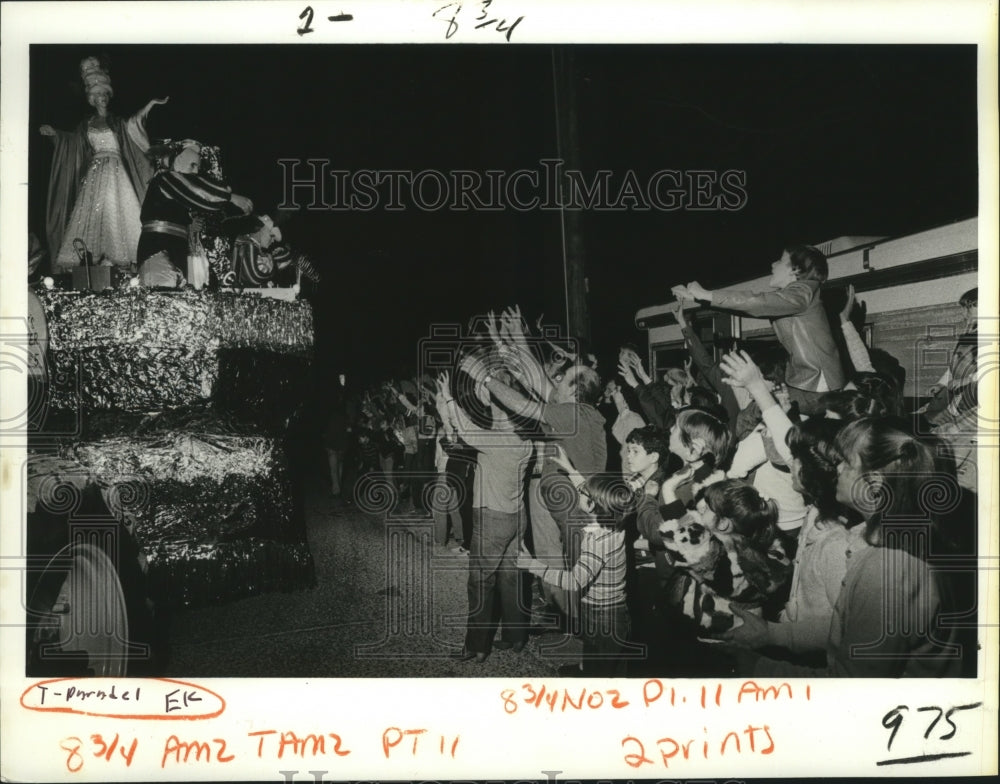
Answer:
[{"xmin": 634, "ymin": 217, "xmax": 978, "ymax": 407}]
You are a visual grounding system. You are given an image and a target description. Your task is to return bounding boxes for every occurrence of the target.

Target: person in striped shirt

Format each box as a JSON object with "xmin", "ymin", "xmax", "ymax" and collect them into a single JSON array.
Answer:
[
  {"xmin": 519, "ymin": 467, "xmax": 634, "ymax": 677},
  {"xmin": 137, "ymin": 139, "xmax": 253, "ymax": 287}
]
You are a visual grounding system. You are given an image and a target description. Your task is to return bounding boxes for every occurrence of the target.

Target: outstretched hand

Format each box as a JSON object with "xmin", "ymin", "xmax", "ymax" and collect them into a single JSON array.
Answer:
[
  {"xmin": 685, "ymin": 281, "xmax": 712, "ymax": 301},
  {"xmin": 617, "ymin": 359, "xmax": 639, "ymax": 388},
  {"xmin": 627, "ymin": 351, "xmax": 651, "ymax": 384},
  {"xmin": 719, "ymin": 350, "xmax": 765, "ymax": 390},
  {"xmin": 716, "ymin": 605, "xmax": 769, "ymax": 648},
  {"xmin": 626, "ymin": 349, "xmax": 646, "ymax": 373},
  {"xmin": 436, "ymin": 371, "xmax": 452, "ymax": 402},
  {"xmin": 661, "ymin": 465, "xmax": 693, "ymax": 504},
  {"xmin": 141, "ymin": 96, "xmax": 170, "ymax": 117},
  {"xmin": 500, "ymin": 305, "xmax": 527, "ymax": 345},
  {"xmin": 485, "ymin": 310, "xmax": 501, "ymax": 346},
  {"xmin": 230, "ymin": 194, "xmax": 253, "ymax": 214}
]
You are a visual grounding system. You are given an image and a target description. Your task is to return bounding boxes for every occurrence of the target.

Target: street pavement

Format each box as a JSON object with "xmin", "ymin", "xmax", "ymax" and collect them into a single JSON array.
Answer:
[{"xmin": 163, "ymin": 483, "xmax": 582, "ymax": 678}]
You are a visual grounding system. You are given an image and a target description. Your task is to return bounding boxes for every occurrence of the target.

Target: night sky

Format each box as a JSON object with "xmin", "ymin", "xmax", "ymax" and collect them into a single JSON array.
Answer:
[{"xmin": 28, "ymin": 44, "xmax": 979, "ymax": 385}]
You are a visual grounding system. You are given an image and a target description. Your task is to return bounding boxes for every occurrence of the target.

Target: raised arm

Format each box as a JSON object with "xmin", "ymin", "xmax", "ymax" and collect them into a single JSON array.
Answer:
[
  {"xmin": 498, "ymin": 306, "xmax": 553, "ymax": 401},
  {"xmin": 675, "ymin": 304, "xmax": 715, "ymax": 379},
  {"xmin": 501, "ymin": 343, "xmax": 550, "ymax": 402},
  {"xmin": 122, "ymin": 96, "xmax": 169, "ymax": 152},
  {"xmin": 684, "ymin": 279, "xmax": 814, "ymax": 319},
  {"xmin": 720, "ymin": 351, "xmax": 793, "ymax": 463},
  {"xmin": 517, "ymin": 538, "xmax": 607, "ymax": 594},
  {"xmin": 624, "ymin": 349, "xmax": 653, "ymax": 386},
  {"xmin": 391, "ymin": 384, "xmax": 418, "ymax": 415},
  {"xmin": 433, "ymin": 378, "xmax": 456, "ymax": 440},
  {"xmin": 436, "ymin": 371, "xmax": 493, "ymax": 448},
  {"xmin": 38, "ymin": 124, "xmax": 76, "ymax": 143},
  {"xmin": 549, "ymin": 443, "xmax": 586, "ymax": 489},
  {"xmin": 137, "ymin": 96, "xmax": 169, "ymax": 121},
  {"xmin": 839, "ymin": 284, "xmax": 876, "ymax": 374},
  {"xmin": 617, "ymin": 356, "xmax": 640, "ymax": 390},
  {"xmin": 482, "ymin": 376, "xmax": 546, "ymax": 423}
]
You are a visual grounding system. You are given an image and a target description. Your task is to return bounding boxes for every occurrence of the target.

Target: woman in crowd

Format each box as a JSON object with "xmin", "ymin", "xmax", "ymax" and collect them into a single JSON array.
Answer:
[
  {"xmin": 686, "ymin": 479, "xmax": 789, "ymax": 629},
  {"xmin": 730, "ymin": 417, "xmax": 961, "ymax": 677}
]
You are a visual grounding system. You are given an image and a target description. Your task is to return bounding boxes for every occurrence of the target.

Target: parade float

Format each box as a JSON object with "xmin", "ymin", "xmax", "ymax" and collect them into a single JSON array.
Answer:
[{"xmin": 26, "ymin": 235, "xmax": 318, "ymax": 677}]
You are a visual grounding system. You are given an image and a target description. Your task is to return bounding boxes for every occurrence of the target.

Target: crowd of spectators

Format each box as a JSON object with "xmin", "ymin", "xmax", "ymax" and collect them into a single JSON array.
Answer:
[{"xmin": 327, "ymin": 246, "xmax": 980, "ymax": 678}]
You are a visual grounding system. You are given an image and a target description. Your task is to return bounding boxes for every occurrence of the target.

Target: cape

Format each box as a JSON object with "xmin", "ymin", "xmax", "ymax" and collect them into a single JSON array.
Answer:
[{"xmin": 44, "ymin": 113, "xmax": 154, "ymax": 261}]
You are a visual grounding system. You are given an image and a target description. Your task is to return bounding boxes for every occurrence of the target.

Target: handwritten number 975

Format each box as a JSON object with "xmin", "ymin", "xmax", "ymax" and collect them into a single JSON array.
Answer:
[{"xmin": 882, "ymin": 703, "xmax": 981, "ymax": 752}]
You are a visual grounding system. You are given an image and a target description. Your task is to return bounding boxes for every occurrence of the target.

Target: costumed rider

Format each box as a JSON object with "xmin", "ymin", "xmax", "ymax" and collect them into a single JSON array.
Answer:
[
  {"xmin": 227, "ymin": 212, "xmax": 321, "ymax": 289},
  {"xmin": 136, "ymin": 139, "xmax": 253, "ymax": 288}
]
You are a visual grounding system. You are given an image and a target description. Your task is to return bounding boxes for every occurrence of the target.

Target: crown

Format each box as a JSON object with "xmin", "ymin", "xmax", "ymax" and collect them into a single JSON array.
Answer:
[{"xmin": 80, "ymin": 56, "xmax": 113, "ymax": 97}]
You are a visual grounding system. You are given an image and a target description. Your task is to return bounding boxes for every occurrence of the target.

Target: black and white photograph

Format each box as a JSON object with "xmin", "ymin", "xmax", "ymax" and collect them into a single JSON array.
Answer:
[{"xmin": 2, "ymin": 1, "xmax": 997, "ymax": 780}]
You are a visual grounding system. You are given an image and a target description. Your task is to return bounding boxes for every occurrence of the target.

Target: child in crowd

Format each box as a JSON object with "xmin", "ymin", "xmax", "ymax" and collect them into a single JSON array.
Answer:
[
  {"xmin": 622, "ymin": 424, "xmax": 673, "ymax": 567},
  {"xmin": 633, "ymin": 408, "xmax": 731, "ymax": 609},
  {"xmin": 661, "ymin": 407, "xmax": 732, "ymax": 510},
  {"xmin": 638, "ymin": 474, "xmax": 789, "ymax": 635},
  {"xmin": 519, "ymin": 473, "xmax": 634, "ymax": 677},
  {"xmin": 604, "ymin": 379, "xmax": 646, "ymax": 479},
  {"xmin": 624, "ymin": 425, "xmax": 673, "ymax": 489},
  {"xmin": 721, "ymin": 417, "xmax": 851, "ymax": 662}
]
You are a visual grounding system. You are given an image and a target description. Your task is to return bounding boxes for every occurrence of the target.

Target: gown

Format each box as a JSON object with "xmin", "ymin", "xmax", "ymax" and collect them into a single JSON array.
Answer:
[{"xmin": 55, "ymin": 124, "xmax": 143, "ymax": 269}]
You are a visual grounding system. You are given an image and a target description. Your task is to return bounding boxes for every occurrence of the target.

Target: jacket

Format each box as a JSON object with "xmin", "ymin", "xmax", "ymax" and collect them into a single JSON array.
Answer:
[{"xmin": 713, "ymin": 279, "xmax": 845, "ymax": 392}]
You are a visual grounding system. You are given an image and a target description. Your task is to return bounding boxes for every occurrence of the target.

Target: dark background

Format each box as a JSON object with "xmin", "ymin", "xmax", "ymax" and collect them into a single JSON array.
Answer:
[{"xmin": 28, "ymin": 44, "xmax": 979, "ymax": 385}]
